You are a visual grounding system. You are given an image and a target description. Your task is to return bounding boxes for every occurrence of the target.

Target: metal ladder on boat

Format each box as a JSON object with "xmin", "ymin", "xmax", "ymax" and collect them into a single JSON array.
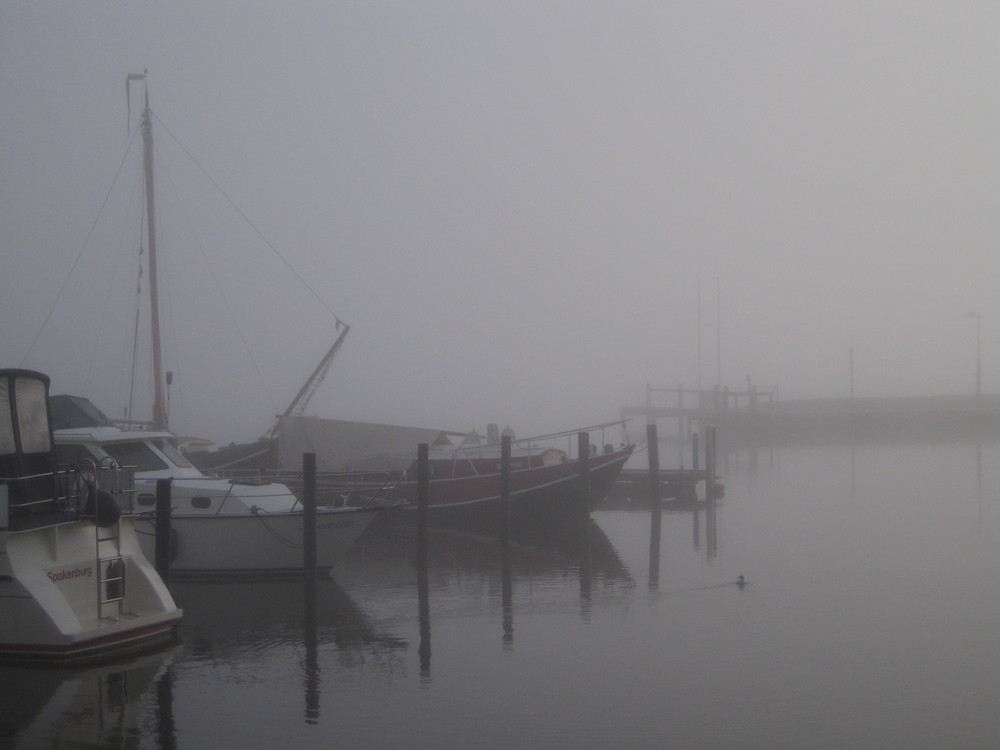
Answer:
[
  {"xmin": 97, "ymin": 519, "xmax": 125, "ymax": 621},
  {"xmin": 84, "ymin": 461, "xmax": 127, "ymax": 621}
]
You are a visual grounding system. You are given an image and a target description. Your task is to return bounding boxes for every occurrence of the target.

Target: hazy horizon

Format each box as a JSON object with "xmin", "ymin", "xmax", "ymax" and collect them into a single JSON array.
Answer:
[{"xmin": 3, "ymin": 2, "xmax": 998, "ymax": 444}]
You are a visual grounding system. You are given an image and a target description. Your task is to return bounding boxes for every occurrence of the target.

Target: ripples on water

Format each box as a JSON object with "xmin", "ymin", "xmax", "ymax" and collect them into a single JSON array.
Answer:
[{"xmin": 5, "ymin": 441, "xmax": 1000, "ymax": 749}]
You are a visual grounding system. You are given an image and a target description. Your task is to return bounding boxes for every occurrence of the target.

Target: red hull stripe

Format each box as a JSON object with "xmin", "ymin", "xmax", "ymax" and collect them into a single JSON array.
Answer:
[{"xmin": 0, "ymin": 621, "xmax": 179, "ymax": 664}]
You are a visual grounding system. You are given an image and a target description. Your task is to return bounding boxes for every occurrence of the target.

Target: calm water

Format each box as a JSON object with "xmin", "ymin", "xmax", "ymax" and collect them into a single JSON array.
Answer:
[{"xmin": 6, "ymin": 440, "xmax": 1000, "ymax": 749}]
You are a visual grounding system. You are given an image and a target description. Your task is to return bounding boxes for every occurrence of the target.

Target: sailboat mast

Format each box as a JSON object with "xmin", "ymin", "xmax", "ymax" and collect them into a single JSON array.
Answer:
[{"xmin": 140, "ymin": 87, "xmax": 168, "ymax": 431}]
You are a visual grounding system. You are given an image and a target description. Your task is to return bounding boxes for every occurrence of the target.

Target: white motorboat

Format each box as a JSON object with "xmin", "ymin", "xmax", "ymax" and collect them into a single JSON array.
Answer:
[
  {"xmin": 0, "ymin": 369, "xmax": 181, "ymax": 664},
  {"xmin": 52, "ymin": 405, "xmax": 380, "ymax": 578}
]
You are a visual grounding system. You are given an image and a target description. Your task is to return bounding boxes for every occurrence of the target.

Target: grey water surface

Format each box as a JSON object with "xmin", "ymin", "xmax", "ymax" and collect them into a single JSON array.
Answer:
[{"xmin": 5, "ymin": 440, "xmax": 1000, "ymax": 749}]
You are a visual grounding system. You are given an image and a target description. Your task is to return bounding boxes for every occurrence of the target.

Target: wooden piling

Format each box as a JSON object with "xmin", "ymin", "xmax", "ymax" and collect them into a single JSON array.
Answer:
[
  {"xmin": 499, "ymin": 434, "xmax": 514, "ymax": 644},
  {"xmin": 577, "ymin": 431, "xmax": 592, "ymax": 599},
  {"xmin": 303, "ymin": 452, "xmax": 317, "ymax": 579},
  {"xmin": 500, "ymin": 434, "xmax": 511, "ymax": 541},
  {"xmin": 577, "ymin": 431, "xmax": 591, "ymax": 506},
  {"xmin": 154, "ymin": 478, "xmax": 171, "ymax": 585},
  {"xmin": 416, "ymin": 443, "xmax": 431, "ymax": 675},
  {"xmin": 303, "ymin": 453, "xmax": 319, "ymax": 720},
  {"xmin": 647, "ymin": 423, "xmax": 662, "ymax": 587}
]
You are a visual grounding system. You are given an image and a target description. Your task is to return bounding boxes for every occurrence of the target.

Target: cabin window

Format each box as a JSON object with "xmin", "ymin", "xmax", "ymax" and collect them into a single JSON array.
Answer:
[
  {"xmin": 191, "ymin": 496, "xmax": 211, "ymax": 509},
  {"xmin": 14, "ymin": 377, "xmax": 50, "ymax": 454},
  {"xmin": 136, "ymin": 493, "xmax": 155, "ymax": 506},
  {"xmin": 154, "ymin": 439, "xmax": 193, "ymax": 469},
  {"xmin": 100, "ymin": 442, "xmax": 168, "ymax": 472}
]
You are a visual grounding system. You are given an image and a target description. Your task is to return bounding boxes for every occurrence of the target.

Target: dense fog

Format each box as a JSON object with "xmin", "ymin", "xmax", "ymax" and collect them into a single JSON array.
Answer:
[{"xmin": 2, "ymin": 2, "xmax": 998, "ymax": 444}]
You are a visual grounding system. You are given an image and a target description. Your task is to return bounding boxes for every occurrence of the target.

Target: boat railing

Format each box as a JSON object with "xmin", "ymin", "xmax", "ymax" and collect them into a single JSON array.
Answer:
[
  {"xmin": 214, "ymin": 468, "xmax": 400, "ymax": 509},
  {"xmin": 1, "ymin": 468, "xmax": 85, "ymax": 530},
  {"xmin": 444, "ymin": 419, "xmax": 633, "ymax": 463}
]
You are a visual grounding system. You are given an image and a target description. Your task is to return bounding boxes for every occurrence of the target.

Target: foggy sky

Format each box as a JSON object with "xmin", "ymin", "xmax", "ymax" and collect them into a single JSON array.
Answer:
[{"xmin": 3, "ymin": 2, "xmax": 999, "ymax": 444}]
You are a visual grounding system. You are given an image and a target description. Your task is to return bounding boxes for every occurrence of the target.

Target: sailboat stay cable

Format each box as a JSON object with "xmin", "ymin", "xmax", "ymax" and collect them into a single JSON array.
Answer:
[
  {"xmin": 150, "ymin": 111, "xmax": 345, "ymax": 325},
  {"xmin": 157, "ymin": 160, "xmax": 280, "ymax": 419},
  {"xmin": 80, "ymin": 154, "xmax": 145, "ymax": 400},
  {"xmin": 19, "ymin": 128, "xmax": 140, "ymax": 367}
]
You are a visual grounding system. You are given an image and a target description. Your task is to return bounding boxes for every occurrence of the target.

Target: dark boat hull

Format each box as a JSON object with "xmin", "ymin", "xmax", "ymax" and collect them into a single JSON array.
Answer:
[{"xmin": 388, "ymin": 446, "xmax": 633, "ymax": 534}]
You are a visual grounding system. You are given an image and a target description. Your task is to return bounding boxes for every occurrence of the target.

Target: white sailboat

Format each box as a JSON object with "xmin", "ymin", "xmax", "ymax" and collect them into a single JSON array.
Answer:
[{"xmin": 53, "ymin": 73, "xmax": 378, "ymax": 577}]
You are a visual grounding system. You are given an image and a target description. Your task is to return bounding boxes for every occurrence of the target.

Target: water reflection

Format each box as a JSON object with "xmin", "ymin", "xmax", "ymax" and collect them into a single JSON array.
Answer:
[
  {"xmin": 500, "ymin": 536, "xmax": 514, "ymax": 648},
  {"xmin": 10, "ymin": 442, "xmax": 1000, "ymax": 749},
  {"xmin": 171, "ymin": 577, "xmax": 403, "ymax": 659},
  {"xmin": 0, "ymin": 647, "xmax": 177, "ymax": 748},
  {"xmin": 3, "ymin": 510, "xmax": 634, "ymax": 747},
  {"xmin": 364, "ymin": 516, "xmax": 631, "ymax": 674},
  {"xmin": 705, "ymin": 496, "xmax": 718, "ymax": 560},
  {"xmin": 303, "ymin": 575, "xmax": 319, "ymax": 724}
]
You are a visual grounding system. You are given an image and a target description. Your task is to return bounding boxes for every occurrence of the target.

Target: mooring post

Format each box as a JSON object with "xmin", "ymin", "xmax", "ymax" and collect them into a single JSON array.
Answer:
[
  {"xmin": 677, "ymin": 384, "xmax": 685, "ymax": 468},
  {"xmin": 499, "ymin": 434, "xmax": 514, "ymax": 644},
  {"xmin": 416, "ymin": 443, "xmax": 431, "ymax": 674},
  {"xmin": 577, "ymin": 431, "xmax": 592, "ymax": 598},
  {"xmin": 500, "ymin": 434, "xmax": 512, "ymax": 541},
  {"xmin": 155, "ymin": 478, "xmax": 172, "ymax": 585},
  {"xmin": 303, "ymin": 452, "xmax": 317, "ymax": 579},
  {"xmin": 303, "ymin": 451, "xmax": 320, "ymax": 721},
  {"xmin": 647, "ymin": 423, "xmax": 662, "ymax": 587},
  {"xmin": 577, "ymin": 431, "xmax": 591, "ymax": 516}
]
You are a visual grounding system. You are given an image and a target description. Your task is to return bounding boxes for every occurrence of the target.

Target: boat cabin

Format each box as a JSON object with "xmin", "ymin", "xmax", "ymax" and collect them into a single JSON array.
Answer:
[{"xmin": 0, "ymin": 370, "xmax": 80, "ymax": 530}]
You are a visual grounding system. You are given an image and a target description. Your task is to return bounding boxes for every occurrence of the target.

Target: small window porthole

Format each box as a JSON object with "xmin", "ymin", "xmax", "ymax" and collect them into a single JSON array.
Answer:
[
  {"xmin": 191, "ymin": 496, "xmax": 212, "ymax": 510},
  {"xmin": 137, "ymin": 494, "xmax": 155, "ymax": 507}
]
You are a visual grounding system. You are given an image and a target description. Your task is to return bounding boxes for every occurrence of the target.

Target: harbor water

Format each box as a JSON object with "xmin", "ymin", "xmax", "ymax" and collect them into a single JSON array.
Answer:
[{"xmin": 5, "ymin": 439, "xmax": 1000, "ymax": 749}]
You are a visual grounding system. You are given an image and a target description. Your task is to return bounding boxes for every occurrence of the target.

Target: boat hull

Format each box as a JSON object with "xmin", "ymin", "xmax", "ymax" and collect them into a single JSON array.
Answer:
[
  {"xmin": 389, "ymin": 446, "xmax": 633, "ymax": 533},
  {"xmin": 132, "ymin": 506, "xmax": 380, "ymax": 578},
  {"xmin": 0, "ymin": 518, "xmax": 181, "ymax": 665}
]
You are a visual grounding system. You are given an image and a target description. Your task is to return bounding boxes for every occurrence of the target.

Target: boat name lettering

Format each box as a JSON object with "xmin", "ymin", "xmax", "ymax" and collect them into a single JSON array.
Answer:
[
  {"xmin": 316, "ymin": 520, "xmax": 353, "ymax": 530},
  {"xmin": 47, "ymin": 566, "xmax": 94, "ymax": 583}
]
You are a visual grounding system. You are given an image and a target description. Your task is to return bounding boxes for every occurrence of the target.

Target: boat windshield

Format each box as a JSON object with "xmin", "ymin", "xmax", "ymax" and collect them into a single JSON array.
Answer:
[
  {"xmin": 100, "ymin": 441, "xmax": 169, "ymax": 472},
  {"xmin": 153, "ymin": 439, "xmax": 193, "ymax": 469}
]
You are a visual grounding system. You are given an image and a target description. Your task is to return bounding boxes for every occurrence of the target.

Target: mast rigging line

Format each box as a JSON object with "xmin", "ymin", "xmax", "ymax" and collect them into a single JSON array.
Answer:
[
  {"xmin": 157, "ymin": 159, "xmax": 280, "ymax": 420},
  {"xmin": 150, "ymin": 111, "xmax": 344, "ymax": 325},
  {"xmin": 19, "ymin": 128, "xmax": 140, "ymax": 367}
]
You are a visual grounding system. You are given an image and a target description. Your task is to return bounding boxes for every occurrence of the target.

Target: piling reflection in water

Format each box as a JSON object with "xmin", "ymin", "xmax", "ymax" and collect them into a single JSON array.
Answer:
[
  {"xmin": 172, "ymin": 577, "xmax": 403, "ymax": 660},
  {"xmin": 303, "ymin": 574, "xmax": 319, "ymax": 724},
  {"xmin": 0, "ymin": 647, "xmax": 178, "ymax": 749},
  {"xmin": 352, "ymin": 512, "xmax": 631, "ymax": 673},
  {"xmin": 500, "ymin": 536, "xmax": 514, "ymax": 648},
  {"xmin": 156, "ymin": 664, "xmax": 177, "ymax": 750}
]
